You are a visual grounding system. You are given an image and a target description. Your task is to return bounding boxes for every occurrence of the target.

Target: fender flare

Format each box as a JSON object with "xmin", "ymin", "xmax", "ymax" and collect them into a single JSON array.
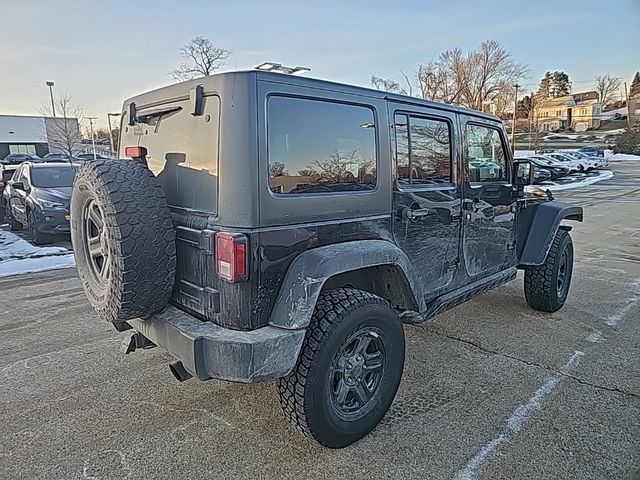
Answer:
[
  {"xmin": 269, "ymin": 240, "xmax": 425, "ymax": 330},
  {"xmin": 518, "ymin": 200, "xmax": 583, "ymax": 266}
]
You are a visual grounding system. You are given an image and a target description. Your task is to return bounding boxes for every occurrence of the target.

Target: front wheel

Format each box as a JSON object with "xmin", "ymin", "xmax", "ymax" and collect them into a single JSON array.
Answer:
[
  {"xmin": 278, "ymin": 288, "xmax": 405, "ymax": 448},
  {"xmin": 7, "ymin": 206, "xmax": 22, "ymax": 231},
  {"xmin": 28, "ymin": 211, "xmax": 50, "ymax": 245},
  {"xmin": 524, "ymin": 229, "xmax": 574, "ymax": 312}
]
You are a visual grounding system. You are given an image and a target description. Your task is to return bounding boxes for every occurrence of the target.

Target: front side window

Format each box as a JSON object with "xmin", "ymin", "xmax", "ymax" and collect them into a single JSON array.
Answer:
[
  {"xmin": 395, "ymin": 114, "xmax": 451, "ymax": 186},
  {"xmin": 466, "ymin": 124, "xmax": 508, "ymax": 183},
  {"xmin": 267, "ymin": 96, "xmax": 377, "ymax": 195}
]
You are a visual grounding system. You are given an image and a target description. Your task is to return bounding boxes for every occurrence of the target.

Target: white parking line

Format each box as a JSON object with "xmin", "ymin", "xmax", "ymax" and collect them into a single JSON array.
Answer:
[
  {"xmin": 454, "ymin": 351, "xmax": 585, "ymax": 480},
  {"xmin": 604, "ymin": 278, "xmax": 640, "ymax": 327}
]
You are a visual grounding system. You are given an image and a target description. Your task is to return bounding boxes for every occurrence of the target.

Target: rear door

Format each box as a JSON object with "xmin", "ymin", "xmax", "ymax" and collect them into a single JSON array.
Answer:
[
  {"xmin": 460, "ymin": 117, "xmax": 517, "ymax": 278},
  {"xmin": 389, "ymin": 103, "xmax": 462, "ymax": 301}
]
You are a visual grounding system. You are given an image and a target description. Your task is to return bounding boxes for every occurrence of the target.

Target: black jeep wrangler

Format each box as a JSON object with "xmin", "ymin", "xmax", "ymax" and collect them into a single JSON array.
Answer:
[{"xmin": 71, "ymin": 71, "xmax": 583, "ymax": 448}]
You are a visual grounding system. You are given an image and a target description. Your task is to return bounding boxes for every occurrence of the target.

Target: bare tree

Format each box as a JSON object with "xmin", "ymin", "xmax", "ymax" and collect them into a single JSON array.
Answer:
[
  {"xmin": 595, "ymin": 73, "xmax": 621, "ymax": 108},
  {"xmin": 269, "ymin": 161, "xmax": 288, "ymax": 178},
  {"xmin": 370, "ymin": 74, "xmax": 406, "ymax": 94},
  {"xmin": 170, "ymin": 35, "xmax": 232, "ymax": 81},
  {"xmin": 38, "ymin": 93, "xmax": 84, "ymax": 158},
  {"xmin": 416, "ymin": 40, "xmax": 527, "ymax": 114}
]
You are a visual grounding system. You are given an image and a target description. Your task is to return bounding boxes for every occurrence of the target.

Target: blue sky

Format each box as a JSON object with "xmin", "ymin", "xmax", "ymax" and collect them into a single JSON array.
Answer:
[{"xmin": 0, "ymin": 0, "xmax": 637, "ymax": 129}]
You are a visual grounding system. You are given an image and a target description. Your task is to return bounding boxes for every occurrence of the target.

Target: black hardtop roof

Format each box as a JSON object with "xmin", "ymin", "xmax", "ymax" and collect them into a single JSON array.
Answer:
[{"xmin": 124, "ymin": 70, "xmax": 500, "ymax": 123}]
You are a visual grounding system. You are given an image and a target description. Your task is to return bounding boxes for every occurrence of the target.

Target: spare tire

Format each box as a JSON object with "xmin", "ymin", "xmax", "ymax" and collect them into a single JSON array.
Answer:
[{"xmin": 71, "ymin": 160, "xmax": 176, "ymax": 328}]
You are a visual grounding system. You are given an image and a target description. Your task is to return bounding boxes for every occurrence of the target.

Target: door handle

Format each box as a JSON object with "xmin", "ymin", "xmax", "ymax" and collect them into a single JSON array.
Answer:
[{"xmin": 405, "ymin": 208, "xmax": 430, "ymax": 222}]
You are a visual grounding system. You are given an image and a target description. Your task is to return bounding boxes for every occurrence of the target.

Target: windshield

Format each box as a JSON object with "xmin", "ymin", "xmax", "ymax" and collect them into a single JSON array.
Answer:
[
  {"xmin": 550, "ymin": 154, "xmax": 572, "ymax": 162},
  {"xmin": 30, "ymin": 167, "xmax": 76, "ymax": 188},
  {"xmin": 2, "ymin": 169, "xmax": 17, "ymax": 181}
]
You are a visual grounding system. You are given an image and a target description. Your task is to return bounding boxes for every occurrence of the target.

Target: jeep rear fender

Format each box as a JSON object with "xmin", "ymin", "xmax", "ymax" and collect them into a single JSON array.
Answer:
[
  {"xmin": 517, "ymin": 200, "xmax": 583, "ymax": 266},
  {"xmin": 269, "ymin": 240, "xmax": 425, "ymax": 330}
]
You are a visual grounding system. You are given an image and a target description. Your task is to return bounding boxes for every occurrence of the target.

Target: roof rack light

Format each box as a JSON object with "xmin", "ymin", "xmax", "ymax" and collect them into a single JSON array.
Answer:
[{"xmin": 255, "ymin": 62, "xmax": 311, "ymax": 76}]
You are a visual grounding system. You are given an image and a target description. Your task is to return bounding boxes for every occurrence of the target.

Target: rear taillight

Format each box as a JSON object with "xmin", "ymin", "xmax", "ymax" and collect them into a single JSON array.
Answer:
[
  {"xmin": 215, "ymin": 232, "xmax": 248, "ymax": 283},
  {"xmin": 124, "ymin": 146, "xmax": 148, "ymax": 159}
]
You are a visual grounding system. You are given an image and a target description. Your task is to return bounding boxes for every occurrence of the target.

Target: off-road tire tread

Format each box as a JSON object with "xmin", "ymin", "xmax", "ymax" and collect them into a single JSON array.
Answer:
[
  {"xmin": 72, "ymin": 159, "xmax": 176, "ymax": 323},
  {"xmin": 277, "ymin": 288, "xmax": 394, "ymax": 444},
  {"xmin": 524, "ymin": 229, "xmax": 571, "ymax": 312}
]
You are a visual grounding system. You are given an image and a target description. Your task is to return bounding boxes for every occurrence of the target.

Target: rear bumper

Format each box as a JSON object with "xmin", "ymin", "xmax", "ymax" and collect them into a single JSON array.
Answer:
[{"xmin": 127, "ymin": 306, "xmax": 306, "ymax": 383}]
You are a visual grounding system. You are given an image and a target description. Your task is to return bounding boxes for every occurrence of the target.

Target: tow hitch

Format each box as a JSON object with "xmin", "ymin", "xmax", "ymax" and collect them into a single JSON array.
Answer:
[{"xmin": 120, "ymin": 331, "xmax": 156, "ymax": 354}]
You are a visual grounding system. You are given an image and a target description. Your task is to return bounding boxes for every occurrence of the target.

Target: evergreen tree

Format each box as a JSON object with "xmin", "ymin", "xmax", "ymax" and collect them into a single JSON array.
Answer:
[
  {"xmin": 630, "ymin": 71, "xmax": 640, "ymax": 98},
  {"xmin": 536, "ymin": 71, "xmax": 572, "ymax": 98},
  {"xmin": 516, "ymin": 95, "xmax": 533, "ymax": 118}
]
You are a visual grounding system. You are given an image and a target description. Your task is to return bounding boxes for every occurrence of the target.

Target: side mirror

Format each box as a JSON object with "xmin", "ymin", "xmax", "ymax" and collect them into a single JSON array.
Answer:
[
  {"xmin": 512, "ymin": 160, "xmax": 534, "ymax": 186},
  {"xmin": 13, "ymin": 181, "xmax": 25, "ymax": 191}
]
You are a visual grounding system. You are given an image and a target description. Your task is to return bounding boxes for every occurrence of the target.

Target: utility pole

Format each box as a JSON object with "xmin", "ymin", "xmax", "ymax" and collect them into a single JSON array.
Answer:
[
  {"xmin": 528, "ymin": 91, "xmax": 534, "ymax": 151},
  {"xmin": 45, "ymin": 81, "xmax": 56, "ymax": 117},
  {"xmin": 511, "ymin": 83, "xmax": 520, "ymax": 153},
  {"xmin": 84, "ymin": 117, "xmax": 98, "ymax": 160},
  {"xmin": 624, "ymin": 82, "xmax": 632, "ymax": 130},
  {"xmin": 107, "ymin": 112, "xmax": 121, "ymax": 156}
]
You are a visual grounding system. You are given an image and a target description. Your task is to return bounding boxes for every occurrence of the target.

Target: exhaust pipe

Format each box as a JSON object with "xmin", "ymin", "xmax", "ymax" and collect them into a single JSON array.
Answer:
[{"xmin": 169, "ymin": 361, "xmax": 193, "ymax": 382}]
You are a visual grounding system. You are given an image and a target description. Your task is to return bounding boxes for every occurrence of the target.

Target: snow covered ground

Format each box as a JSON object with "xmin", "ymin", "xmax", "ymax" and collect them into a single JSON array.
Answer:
[{"xmin": 0, "ymin": 228, "xmax": 75, "ymax": 278}]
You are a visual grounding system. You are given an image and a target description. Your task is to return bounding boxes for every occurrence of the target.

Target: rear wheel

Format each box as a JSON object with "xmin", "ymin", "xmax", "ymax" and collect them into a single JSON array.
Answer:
[
  {"xmin": 524, "ymin": 229, "xmax": 574, "ymax": 312},
  {"xmin": 278, "ymin": 288, "xmax": 405, "ymax": 448}
]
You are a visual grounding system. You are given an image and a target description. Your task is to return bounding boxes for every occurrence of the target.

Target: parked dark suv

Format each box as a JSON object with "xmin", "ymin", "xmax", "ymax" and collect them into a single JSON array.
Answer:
[
  {"xmin": 1, "ymin": 153, "xmax": 40, "ymax": 165},
  {"xmin": 71, "ymin": 71, "xmax": 583, "ymax": 448},
  {"xmin": 3, "ymin": 162, "xmax": 75, "ymax": 244}
]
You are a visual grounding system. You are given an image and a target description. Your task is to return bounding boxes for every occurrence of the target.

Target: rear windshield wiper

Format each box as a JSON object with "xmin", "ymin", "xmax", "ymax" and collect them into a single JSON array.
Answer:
[{"xmin": 134, "ymin": 106, "xmax": 182, "ymax": 125}]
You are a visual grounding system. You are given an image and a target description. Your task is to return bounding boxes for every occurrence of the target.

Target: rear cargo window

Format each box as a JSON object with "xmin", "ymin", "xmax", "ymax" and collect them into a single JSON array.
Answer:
[
  {"xmin": 120, "ymin": 95, "xmax": 220, "ymax": 213},
  {"xmin": 267, "ymin": 96, "xmax": 377, "ymax": 195}
]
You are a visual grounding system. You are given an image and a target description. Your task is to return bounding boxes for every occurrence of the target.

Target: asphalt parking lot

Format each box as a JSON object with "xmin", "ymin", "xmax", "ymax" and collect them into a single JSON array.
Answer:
[{"xmin": 1, "ymin": 162, "xmax": 639, "ymax": 480}]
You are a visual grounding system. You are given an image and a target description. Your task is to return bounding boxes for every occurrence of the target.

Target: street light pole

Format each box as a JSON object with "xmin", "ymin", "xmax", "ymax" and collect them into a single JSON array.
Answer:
[
  {"xmin": 511, "ymin": 83, "xmax": 520, "ymax": 153},
  {"xmin": 46, "ymin": 81, "xmax": 56, "ymax": 117},
  {"xmin": 84, "ymin": 117, "xmax": 98, "ymax": 160},
  {"xmin": 106, "ymin": 112, "xmax": 121, "ymax": 156}
]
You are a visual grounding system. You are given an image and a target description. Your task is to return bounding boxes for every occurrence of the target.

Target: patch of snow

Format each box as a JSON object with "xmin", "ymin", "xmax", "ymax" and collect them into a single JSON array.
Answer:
[
  {"xmin": 606, "ymin": 153, "xmax": 640, "ymax": 161},
  {"xmin": 0, "ymin": 229, "xmax": 75, "ymax": 278},
  {"xmin": 0, "ymin": 254, "xmax": 75, "ymax": 278},
  {"xmin": 545, "ymin": 170, "xmax": 614, "ymax": 191},
  {"xmin": 598, "ymin": 108, "xmax": 627, "ymax": 120},
  {"xmin": 514, "ymin": 150, "xmax": 536, "ymax": 158}
]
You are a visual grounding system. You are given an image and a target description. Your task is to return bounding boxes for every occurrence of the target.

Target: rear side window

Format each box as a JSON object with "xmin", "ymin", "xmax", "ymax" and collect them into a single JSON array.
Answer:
[
  {"xmin": 267, "ymin": 96, "xmax": 377, "ymax": 195},
  {"xmin": 394, "ymin": 114, "xmax": 452, "ymax": 186},
  {"xmin": 465, "ymin": 124, "xmax": 508, "ymax": 182},
  {"xmin": 120, "ymin": 96, "xmax": 220, "ymax": 213}
]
